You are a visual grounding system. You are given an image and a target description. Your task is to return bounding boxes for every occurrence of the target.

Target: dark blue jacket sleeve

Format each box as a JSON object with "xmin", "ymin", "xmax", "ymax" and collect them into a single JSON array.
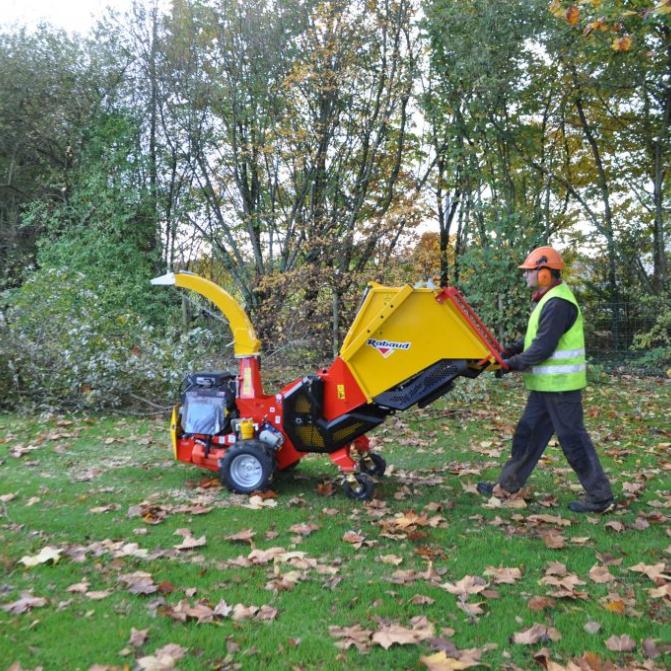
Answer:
[{"xmin": 506, "ymin": 298, "xmax": 578, "ymax": 371}]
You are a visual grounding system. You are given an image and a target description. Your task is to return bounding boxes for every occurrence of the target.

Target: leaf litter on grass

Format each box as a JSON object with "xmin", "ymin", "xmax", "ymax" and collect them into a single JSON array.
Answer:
[{"xmin": 1, "ymin": 377, "xmax": 671, "ymax": 670}]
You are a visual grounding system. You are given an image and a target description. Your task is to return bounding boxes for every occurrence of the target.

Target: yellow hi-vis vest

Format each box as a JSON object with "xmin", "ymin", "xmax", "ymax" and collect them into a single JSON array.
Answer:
[{"xmin": 522, "ymin": 283, "xmax": 587, "ymax": 392}]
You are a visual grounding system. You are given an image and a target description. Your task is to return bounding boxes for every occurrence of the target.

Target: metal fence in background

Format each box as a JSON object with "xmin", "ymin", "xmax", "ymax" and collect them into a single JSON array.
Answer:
[{"xmin": 581, "ymin": 299, "xmax": 660, "ymax": 369}]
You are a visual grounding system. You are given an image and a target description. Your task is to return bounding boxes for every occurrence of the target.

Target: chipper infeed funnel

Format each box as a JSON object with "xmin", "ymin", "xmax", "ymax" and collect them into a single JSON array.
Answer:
[{"xmin": 339, "ymin": 283, "xmax": 504, "ymax": 403}]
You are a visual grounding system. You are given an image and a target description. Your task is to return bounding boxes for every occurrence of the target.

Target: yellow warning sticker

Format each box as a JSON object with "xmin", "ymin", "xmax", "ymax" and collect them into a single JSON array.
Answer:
[
  {"xmin": 242, "ymin": 367, "xmax": 253, "ymax": 397},
  {"xmin": 337, "ymin": 384, "xmax": 346, "ymax": 400}
]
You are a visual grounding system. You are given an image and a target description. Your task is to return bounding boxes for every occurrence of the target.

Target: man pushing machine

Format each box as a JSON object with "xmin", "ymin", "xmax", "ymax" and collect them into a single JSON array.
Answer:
[{"xmin": 478, "ymin": 246, "xmax": 614, "ymax": 514}]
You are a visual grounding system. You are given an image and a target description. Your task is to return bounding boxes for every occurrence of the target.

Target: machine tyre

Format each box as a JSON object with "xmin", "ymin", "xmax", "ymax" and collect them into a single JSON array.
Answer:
[
  {"xmin": 219, "ymin": 442, "xmax": 275, "ymax": 494},
  {"xmin": 342, "ymin": 472, "xmax": 374, "ymax": 501},
  {"xmin": 359, "ymin": 452, "xmax": 386, "ymax": 477}
]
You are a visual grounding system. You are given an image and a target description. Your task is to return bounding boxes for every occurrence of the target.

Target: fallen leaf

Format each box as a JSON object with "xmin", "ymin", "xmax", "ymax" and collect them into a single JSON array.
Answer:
[
  {"xmin": 137, "ymin": 643, "xmax": 187, "ymax": 671},
  {"xmin": 605, "ymin": 634, "xmax": 636, "ymax": 652},
  {"xmin": 589, "ymin": 564, "xmax": 616, "ymax": 583},
  {"xmin": 244, "ymin": 495, "xmax": 277, "ymax": 509},
  {"xmin": 329, "ymin": 624, "xmax": 373, "ymax": 652},
  {"xmin": 584, "ymin": 620, "xmax": 601, "ymax": 634},
  {"xmin": 441, "ymin": 575, "xmax": 488, "ymax": 597},
  {"xmin": 232, "ymin": 603, "xmax": 259, "ymax": 621},
  {"xmin": 629, "ymin": 562, "xmax": 671, "ymax": 582},
  {"xmin": 288, "ymin": 523, "xmax": 320, "ymax": 537},
  {"xmin": 173, "ymin": 529, "xmax": 206, "ymax": 551},
  {"xmin": 420, "ymin": 651, "xmax": 471, "ymax": 670},
  {"xmin": 19, "ymin": 546, "xmax": 62, "ymax": 567},
  {"xmin": 527, "ymin": 596, "xmax": 556, "ymax": 611},
  {"xmin": 372, "ymin": 617, "xmax": 435, "ymax": 649},
  {"xmin": 379, "ymin": 554, "xmax": 404, "ymax": 566},
  {"xmin": 512, "ymin": 623, "xmax": 561, "ymax": 645},
  {"xmin": 604, "ymin": 598, "xmax": 626, "ymax": 614},
  {"xmin": 410, "ymin": 595, "xmax": 435, "ymax": 605},
  {"xmin": 67, "ymin": 580, "xmax": 90, "ymax": 593},
  {"xmin": 541, "ymin": 531, "xmax": 566, "ymax": 549},
  {"xmin": 642, "ymin": 638, "xmax": 660, "ymax": 659},
  {"xmin": 648, "ymin": 584, "xmax": 671, "ymax": 599},
  {"xmin": 118, "ymin": 571, "xmax": 157, "ymax": 595},
  {"xmin": 213, "ymin": 600, "xmax": 232, "ymax": 617},
  {"xmin": 605, "ymin": 521, "xmax": 625, "ymax": 533},
  {"xmin": 483, "ymin": 566, "xmax": 522, "ymax": 584},
  {"xmin": 224, "ymin": 529, "xmax": 256, "ymax": 543},
  {"xmin": 1, "ymin": 592, "xmax": 48, "ymax": 614},
  {"xmin": 129, "ymin": 627, "xmax": 149, "ymax": 648},
  {"xmin": 85, "ymin": 590, "xmax": 112, "ymax": 600}
]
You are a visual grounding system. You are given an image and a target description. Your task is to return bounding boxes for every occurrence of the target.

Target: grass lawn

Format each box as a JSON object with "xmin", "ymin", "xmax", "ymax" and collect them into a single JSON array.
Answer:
[{"xmin": 1, "ymin": 373, "xmax": 670, "ymax": 670}]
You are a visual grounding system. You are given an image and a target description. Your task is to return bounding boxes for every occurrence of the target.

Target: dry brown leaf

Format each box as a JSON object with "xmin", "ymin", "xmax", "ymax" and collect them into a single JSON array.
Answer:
[
  {"xmin": 512, "ymin": 623, "xmax": 561, "ymax": 645},
  {"xmin": 137, "ymin": 643, "xmax": 187, "ymax": 671},
  {"xmin": 648, "ymin": 584, "xmax": 671, "ymax": 599},
  {"xmin": 67, "ymin": 580, "xmax": 90, "ymax": 593},
  {"xmin": 588, "ymin": 564, "xmax": 616, "ymax": 584},
  {"xmin": 604, "ymin": 598, "xmax": 626, "ymax": 614},
  {"xmin": 410, "ymin": 594, "xmax": 435, "ymax": 605},
  {"xmin": 19, "ymin": 546, "xmax": 62, "ymax": 567},
  {"xmin": 231, "ymin": 603, "xmax": 259, "ymax": 621},
  {"xmin": 584, "ymin": 620, "xmax": 601, "ymax": 634},
  {"xmin": 118, "ymin": 571, "xmax": 157, "ymax": 595},
  {"xmin": 85, "ymin": 590, "xmax": 112, "ymax": 600},
  {"xmin": 379, "ymin": 554, "xmax": 404, "ymax": 566},
  {"xmin": 483, "ymin": 566, "xmax": 522, "ymax": 584},
  {"xmin": 541, "ymin": 531, "xmax": 566, "ymax": 549},
  {"xmin": 288, "ymin": 523, "xmax": 320, "ymax": 537},
  {"xmin": 129, "ymin": 627, "xmax": 149, "ymax": 648},
  {"xmin": 173, "ymin": 528, "xmax": 206, "ymax": 551},
  {"xmin": 604, "ymin": 634, "xmax": 636, "ymax": 652},
  {"xmin": 642, "ymin": 638, "xmax": 661, "ymax": 659},
  {"xmin": 604, "ymin": 520, "xmax": 625, "ymax": 533},
  {"xmin": 243, "ymin": 495, "xmax": 277, "ymax": 510},
  {"xmin": 256, "ymin": 604, "xmax": 278, "ymax": 621},
  {"xmin": 329, "ymin": 624, "xmax": 372, "ymax": 652},
  {"xmin": 213, "ymin": 600, "xmax": 232, "ymax": 617},
  {"xmin": 629, "ymin": 562, "xmax": 671, "ymax": 582},
  {"xmin": 224, "ymin": 528, "xmax": 256, "ymax": 543},
  {"xmin": 1, "ymin": 592, "xmax": 48, "ymax": 614},
  {"xmin": 420, "ymin": 651, "xmax": 471, "ymax": 670},
  {"xmin": 527, "ymin": 596, "xmax": 556, "ymax": 611},
  {"xmin": 441, "ymin": 575, "xmax": 488, "ymax": 597},
  {"xmin": 528, "ymin": 514, "xmax": 571, "ymax": 527},
  {"xmin": 372, "ymin": 617, "xmax": 435, "ymax": 649},
  {"xmin": 456, "ymin": 598, "xmax": 484, "ymax": 620}
]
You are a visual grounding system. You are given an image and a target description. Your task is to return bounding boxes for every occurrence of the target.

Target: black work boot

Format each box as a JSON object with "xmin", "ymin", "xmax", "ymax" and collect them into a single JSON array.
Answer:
[
  {"xmin": 568, "ymin": 498, "xmax": 615, "ymax": 514},
  {"xmin": 476, "ymin": 482, "xmax": 494, "ymax": 497}
]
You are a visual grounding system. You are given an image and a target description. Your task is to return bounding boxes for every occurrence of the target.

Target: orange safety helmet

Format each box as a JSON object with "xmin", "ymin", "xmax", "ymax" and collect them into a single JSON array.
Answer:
[{"xmin": 518, "ymin": 246, "xmax": 564, "ymax": 271}]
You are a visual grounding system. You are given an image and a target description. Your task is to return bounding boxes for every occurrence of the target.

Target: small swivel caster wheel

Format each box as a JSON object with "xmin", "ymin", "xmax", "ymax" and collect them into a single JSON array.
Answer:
[
  {"xmin": 359, "ymin": 452, "xmax": 386, "ymax": 477},
  {"xmin": 342, "ymin": 472, "xmax": 374, "ymax": 501}
]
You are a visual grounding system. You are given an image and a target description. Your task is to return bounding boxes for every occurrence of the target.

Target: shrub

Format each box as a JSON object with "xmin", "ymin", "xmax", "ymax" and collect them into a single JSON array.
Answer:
[{"xmin": 0, "ymin": 268, "xmax": 231, "ymax": 411}]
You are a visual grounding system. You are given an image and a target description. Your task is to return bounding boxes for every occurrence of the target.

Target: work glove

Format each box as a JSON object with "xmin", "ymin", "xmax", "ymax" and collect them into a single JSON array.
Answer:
[
  {"xmin": 495, "ymin": 359, "xmax": 512, "ymax": 378},
  {"xmin": 500, "ymin": 341, "xmax": 523, "ymax": 359}
]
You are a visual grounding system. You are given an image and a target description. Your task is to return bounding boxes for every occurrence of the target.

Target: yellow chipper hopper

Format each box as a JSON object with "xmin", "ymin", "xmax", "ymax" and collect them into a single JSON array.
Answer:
[{"xmin": 154, "ymin": 273, "xmax": 506, "ymax": 500}]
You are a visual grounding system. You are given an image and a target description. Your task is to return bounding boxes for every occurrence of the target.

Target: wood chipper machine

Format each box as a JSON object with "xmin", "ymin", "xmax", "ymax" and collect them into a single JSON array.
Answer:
[{"xmin": 152, "ymin": 272, "xmax": 506, "ymax": 500}]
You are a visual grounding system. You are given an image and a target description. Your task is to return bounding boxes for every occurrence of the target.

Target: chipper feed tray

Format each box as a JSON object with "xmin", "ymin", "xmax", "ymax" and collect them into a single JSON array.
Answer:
[{"xmin": 152, "ymin": 273, "xmax": 505, "ymax": 500}]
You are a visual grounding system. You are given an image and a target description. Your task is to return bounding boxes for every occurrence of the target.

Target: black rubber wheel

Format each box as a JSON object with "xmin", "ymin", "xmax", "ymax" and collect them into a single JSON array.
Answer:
[
  {"xmin": 342, "ymin": 472, "xmax": 374, "ymax": 501},
  {"xmin": 219, "ymin": 441, "xmax": 275, "ymax": 494},
  {"xmin": 359, "ymin": 452, "xmax": 386, "ymax": 477}
]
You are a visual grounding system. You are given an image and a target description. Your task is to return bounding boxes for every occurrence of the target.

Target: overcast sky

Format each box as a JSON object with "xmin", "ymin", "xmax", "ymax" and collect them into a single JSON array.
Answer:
[{"xmin": 1, "ymin": 0, "xmax": 139, "ymax": 33}]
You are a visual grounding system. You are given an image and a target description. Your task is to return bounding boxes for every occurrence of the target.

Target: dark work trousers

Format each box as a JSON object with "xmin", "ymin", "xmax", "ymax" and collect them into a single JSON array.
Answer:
[{"xmin": 498, "ymin": 390, "xmax": 613, "ymax": 503}]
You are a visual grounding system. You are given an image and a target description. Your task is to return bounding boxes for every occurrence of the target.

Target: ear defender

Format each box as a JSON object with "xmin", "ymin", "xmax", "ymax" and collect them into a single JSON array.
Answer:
[{"xmin": 537, "ymin": 267, "xmax": 552, "ymax": 287}]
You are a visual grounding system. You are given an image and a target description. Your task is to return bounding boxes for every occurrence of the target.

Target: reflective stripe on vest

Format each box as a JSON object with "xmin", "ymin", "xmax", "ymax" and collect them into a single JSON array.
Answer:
[{"xmin": 522, "ymin": 283, "xmax": 587, "ymax": 392}]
